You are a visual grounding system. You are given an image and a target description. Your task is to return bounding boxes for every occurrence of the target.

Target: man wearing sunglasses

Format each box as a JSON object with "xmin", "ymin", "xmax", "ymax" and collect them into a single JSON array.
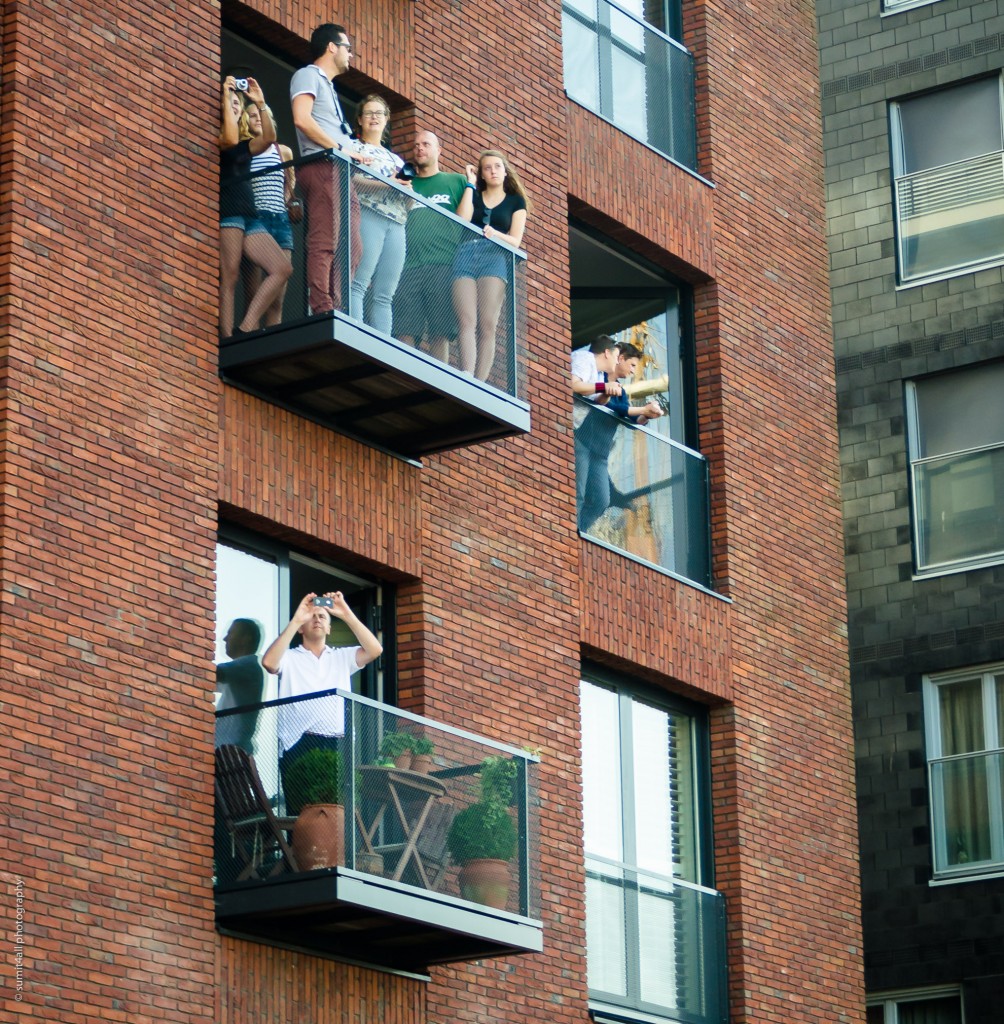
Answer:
[{"xmin": 291, "ymin": 23, "xmax": 371, "ymax": 314}]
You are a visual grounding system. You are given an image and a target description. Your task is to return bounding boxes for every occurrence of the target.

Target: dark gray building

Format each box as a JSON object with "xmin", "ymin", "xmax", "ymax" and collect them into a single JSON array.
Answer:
[{"xmin": 818, "ymin": 1, "xmax": 1004, "ymax": 1021}]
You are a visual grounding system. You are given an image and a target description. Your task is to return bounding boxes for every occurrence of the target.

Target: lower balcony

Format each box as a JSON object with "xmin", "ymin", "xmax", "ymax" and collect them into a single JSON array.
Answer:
[
  {"xmin": 220, "ymin": 150, "xmax": 530, "ymax": 460},
  {"xmin": 214, "ymin": 689, "xmax": 542, "ymax": 972},
  {"xmin": 574, "ymin": 397, "xmax": 711, "ymax": 588}
]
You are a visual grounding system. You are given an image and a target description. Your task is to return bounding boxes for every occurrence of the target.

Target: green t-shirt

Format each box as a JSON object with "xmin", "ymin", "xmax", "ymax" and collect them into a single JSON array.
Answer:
[{"xmin": 404, "ymin": 171, "xmax": 468, "ymax": 267}]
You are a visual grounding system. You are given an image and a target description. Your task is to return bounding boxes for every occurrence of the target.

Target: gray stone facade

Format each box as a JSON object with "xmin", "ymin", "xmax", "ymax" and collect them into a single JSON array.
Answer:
[{"xmin": 820, "ymin": 0, "xmax": 1004, "ymax": 1013}]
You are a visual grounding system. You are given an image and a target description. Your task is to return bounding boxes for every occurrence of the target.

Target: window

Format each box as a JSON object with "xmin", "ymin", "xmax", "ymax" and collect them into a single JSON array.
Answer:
[
  {"xmin": 891, "ymin": 76, "xmax": 1004, "ymax": 284},
  {"xmin": 561, "ymin": 0, "xmax": 696, "ymax": 169},
  {"xmin": 924, "ymin": 664, "xmax": 1004, "ymax": 878},
  {"xmin": 905, "ymin": 362, "xmax": 1004, "ymax": 575},
  {"xmin": 867, "ymin": 987, "xmax": 963, "ymax": 1024},
  {"xmin": 215, "ymin": 528, "xmax": 389, "ymax": 705},
  {"xmin": 882, "ymin": 0, "xmax": 945, "ymax": 13},
  {"xmin": 581, "ymin": 677, "xmax": 726, "ymax": 1024}
]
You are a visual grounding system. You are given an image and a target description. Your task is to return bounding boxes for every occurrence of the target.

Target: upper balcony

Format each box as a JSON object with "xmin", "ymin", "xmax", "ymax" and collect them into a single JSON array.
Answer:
[
  {"xmin": 562, "ymin": 0, "xmax": 697, "ymax": 172},
  {"xmin": 214, "ymin": 689, "xmax": 542, "ymax": 972},
  {"xmin": 574, "ymin": 396, "xmax": 711, "ymax": 589},
  {"xmin": 219, "ymin": 150, "xmax": 530, "ymax": 460}
]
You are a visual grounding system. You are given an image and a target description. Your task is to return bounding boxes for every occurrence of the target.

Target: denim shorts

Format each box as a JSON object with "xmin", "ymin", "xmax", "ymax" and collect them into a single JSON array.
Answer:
[
  {"xmin": 451, "ymin": 237, "xmax": 509, "ymax": 281},
  {"xmin": 256, "ymin": 210, "xmax": 294, "ymax": 251},
  {"xmin": 220, "ymin": 214, "xmax": 270, "ymax": 237}
]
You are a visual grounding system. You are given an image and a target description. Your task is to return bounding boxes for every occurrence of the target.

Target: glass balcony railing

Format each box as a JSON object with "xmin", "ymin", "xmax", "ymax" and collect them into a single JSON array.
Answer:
[
  {"xmin": 586, "ymin": 857, "xmax": 728, "ymax": 1024},
  {"xmin": 214, "ymin": 688, "xmax": 542, "ymax": 970},
  {"xmin": 910, "ymin": 443, "xmax": 1004, "ymax": 573},
  {"xmin": 929, "ymin": 749, "xmax": 1004, "ymax": 877},
  {"xmin": 895, "ymin": 150, "xmax": 1004, "ymax": 283},
  {"xmin": 562, "ymin": 0, "xmax": 697, "ymax": 170},
  {"xmin": 219, "ymin": 149, "xmax": 530, "ymax": 458},
  {"xmin": 574, "ymin": 396, "xmax": 711, "ymax": 588}
]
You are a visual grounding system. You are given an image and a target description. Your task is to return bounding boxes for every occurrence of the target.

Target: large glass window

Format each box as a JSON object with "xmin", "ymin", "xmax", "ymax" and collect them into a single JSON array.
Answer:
[
  {"xmin": 867, "ymin": 988, "xmax": 963, "ymax": 1024},
  {"xmin": 906, "ymin": 362, "xmax": 1004, "ymax": 576},
  {"xmin": 924, "ymin": 664, "xmax": 1004, "ymax": 879},
  {"xmin": 561, "ymin": 0, "xmax": 696, "ymax": 169},
  {"xmin": 891, "ymin": 76, "xmax": 1004, "ymax": 284},
  {"xmin": 581, "ymin": 677, "xmax": 725, "ymax": 1024}
]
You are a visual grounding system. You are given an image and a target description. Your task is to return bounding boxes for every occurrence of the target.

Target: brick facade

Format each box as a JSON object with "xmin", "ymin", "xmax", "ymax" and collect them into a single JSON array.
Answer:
[
  {"xmin": 820, "ymin": 0, "xmax": 1004, "ymax": 1012},
  {"xmin": 0, "ymin": 2, "xmax": 861, "ymax": 1023}
]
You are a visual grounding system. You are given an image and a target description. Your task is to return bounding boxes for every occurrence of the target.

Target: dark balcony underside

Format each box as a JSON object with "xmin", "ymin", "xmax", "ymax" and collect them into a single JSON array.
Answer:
[
  {"xmin": 215, "ymin": 868, "xmax": 543, "ymax": 972},
  {"xmin": 219, "ymin": 314, "xmax": 531, "ymax": 460}
]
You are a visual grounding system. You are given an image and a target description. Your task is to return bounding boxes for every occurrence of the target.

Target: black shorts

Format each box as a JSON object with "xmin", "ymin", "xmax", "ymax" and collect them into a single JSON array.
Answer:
[{"xmin": 392, "ymin": 264, "xmax": 457, "ymax": 341}]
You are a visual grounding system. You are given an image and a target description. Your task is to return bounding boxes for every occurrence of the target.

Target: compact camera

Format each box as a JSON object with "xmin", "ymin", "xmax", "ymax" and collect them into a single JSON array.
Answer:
[
  {"xmin": 396, "ymin": 161, "xmax": 417, "ymax": 182},
  {"xmin": 233, "ymin": 78, "xmax": 249, "ymax": 92},
  {"xmin": 312, "ymin": 596, "xmax": 334, "ymax": 608}
]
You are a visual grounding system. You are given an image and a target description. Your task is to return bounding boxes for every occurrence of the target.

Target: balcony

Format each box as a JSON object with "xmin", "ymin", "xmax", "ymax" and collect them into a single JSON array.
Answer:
[
  {"xmin": 562, "ymin": 0, "xmax": 697, "ymax": 171},
  {"xmin": 214, "ymin": 689, "xmax": 542, "ymax": 971},
  {"xmin": 574, "ymin": 397, "xmax": 711, "ymax": 588},
  {"xmin": 219, "ymin": 150, "xmax": 530, "ymax": 460}
]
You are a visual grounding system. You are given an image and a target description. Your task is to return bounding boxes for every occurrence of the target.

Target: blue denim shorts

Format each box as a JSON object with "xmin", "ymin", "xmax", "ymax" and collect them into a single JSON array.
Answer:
[
  {"xmin": 256, "ymin": 210, "xmax": 294, "ymax": 251},
  {"xmin": 451, "ymin": 237, "xmax": 509, "ymax": 281},
  {"xmin": 220, "ymin": 214, "xmax": 270, "ymax": 237}
]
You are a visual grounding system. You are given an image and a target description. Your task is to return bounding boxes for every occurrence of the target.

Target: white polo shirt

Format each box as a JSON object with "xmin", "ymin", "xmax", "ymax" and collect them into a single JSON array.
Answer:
[{"xmin": 277, "ymin": 644, "xmax": 361, "ymax": 752}]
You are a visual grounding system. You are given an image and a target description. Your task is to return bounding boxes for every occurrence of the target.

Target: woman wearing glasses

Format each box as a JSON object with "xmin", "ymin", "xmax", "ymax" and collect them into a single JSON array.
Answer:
[
  {"xmin": 451, "ymin": 150, "xmax": 530, "ymax": 381},
  {"xmin": 218, "ymin": 76, "xmax": 292, "ymax": 338},
  {"xmin": 349, "ymin": 94, "xmax": 412, "ymax": 335}
]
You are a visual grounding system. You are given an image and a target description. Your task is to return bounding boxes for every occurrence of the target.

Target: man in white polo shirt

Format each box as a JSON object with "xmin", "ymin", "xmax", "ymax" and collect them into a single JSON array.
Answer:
[{"xmin": 263, "ymin": 590, "xmax": 382, "ymax": 813}]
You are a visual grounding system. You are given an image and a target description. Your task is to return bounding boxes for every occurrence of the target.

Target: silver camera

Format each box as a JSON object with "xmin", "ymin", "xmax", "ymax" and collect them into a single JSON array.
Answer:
[{"xmin": 233, "ymin": 78, "xmax": 249, "ymax": 92}]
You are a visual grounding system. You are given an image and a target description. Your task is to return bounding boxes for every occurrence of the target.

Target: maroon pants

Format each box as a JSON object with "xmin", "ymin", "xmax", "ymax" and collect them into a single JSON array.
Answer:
[{"xmin": 298, "ymin": 159, "xmax": 362, "ymax": 314}]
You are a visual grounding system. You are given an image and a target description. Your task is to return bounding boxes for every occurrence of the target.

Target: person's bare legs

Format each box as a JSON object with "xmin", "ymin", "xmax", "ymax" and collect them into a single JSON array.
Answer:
[
  {"xmin": 264, "ymin": 250, "xmax": 292, "ymax": 327},
  {"xmin": 219, "ymin": 227, "xmax": 246, "ymax": 337},
  {"xmin": 474, "ymin": 276, "xmax": 506, "ymax": 381},
  {"xmin": 237, "ymin": 233, "xmax": 293, "ymax": 333},
  {"xmin": 427, "ymin": 337, "xmax": 450, "ymax": 364},
  {"xmin": 452, "ymin": 276, "xmax": 477, "ymax": 374}
]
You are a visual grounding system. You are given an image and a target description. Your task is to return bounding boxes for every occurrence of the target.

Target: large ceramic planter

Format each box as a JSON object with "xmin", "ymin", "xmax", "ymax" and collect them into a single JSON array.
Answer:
[
  {"xmin": 292, "ymin": 803, "xmax": 345, "ymax": 870},
  {"xmin": 458, "ymin": 858, "xmax": 510, "ymax": 909}
]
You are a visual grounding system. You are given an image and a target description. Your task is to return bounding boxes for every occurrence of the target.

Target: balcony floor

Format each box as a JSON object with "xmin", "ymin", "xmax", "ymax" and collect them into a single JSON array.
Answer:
[
  {"xmin": 215, "ymin": 867, "xmax": 543, "ymax": 972},
  {"xmin": 219, "ymin": 314, "xmax": 531, "ymax": 460}
]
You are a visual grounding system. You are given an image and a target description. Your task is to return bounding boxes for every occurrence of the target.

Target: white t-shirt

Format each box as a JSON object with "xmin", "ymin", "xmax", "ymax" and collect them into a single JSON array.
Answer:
[
  {"xmin": 276, "ymin": 644, "xmax": 361, "ymax": 752},
  {"xmin": 571, "ymin": 345, "xmax": 604, "ymax": 427}
]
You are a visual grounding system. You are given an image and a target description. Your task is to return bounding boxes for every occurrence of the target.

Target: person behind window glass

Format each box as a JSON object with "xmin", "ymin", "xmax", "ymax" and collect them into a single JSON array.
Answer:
[
  {"xmin": 349, "ymin": 95, "xmax": 413, "ymax": 335},
  {"xmin": 218, "ymin": 76, "xmax": 293, "ymax": 338},
  {"xmin": 215, "ymin": 618, "xmax": 265, "ymax": 753},
  {"xmin": 451, "ymin": 149, "xmax": 529, "ymax": 381}
]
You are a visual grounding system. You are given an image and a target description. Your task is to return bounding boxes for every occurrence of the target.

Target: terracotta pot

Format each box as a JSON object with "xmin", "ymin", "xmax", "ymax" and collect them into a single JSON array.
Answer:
[
  {"xmin": 393, "ymin": 750, "xmax": 414, "ymax": 771},
  {"xmin": 356, "ymin": 852, "xmax": 384, "ymax": 876},
  {"xmin": 458, "ymin": 858, "xmax": 511, "ymax": 910},
  {"xmin": 410, "ymin": 754, "xmax": 434, "ymax": 775},
  {"xmin": 292, "ymin": 803, "xmax": 345, "ymax": 870}
]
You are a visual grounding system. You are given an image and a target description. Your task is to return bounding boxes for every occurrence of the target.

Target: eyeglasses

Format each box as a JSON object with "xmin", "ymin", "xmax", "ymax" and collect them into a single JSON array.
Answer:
[
  {"xmin": 362, "ymin": 110, "xmax": 387, "ymax": 119},
  {"xmin": 335, "ymin": 40, "xmax": 353, "ymax": 53}
]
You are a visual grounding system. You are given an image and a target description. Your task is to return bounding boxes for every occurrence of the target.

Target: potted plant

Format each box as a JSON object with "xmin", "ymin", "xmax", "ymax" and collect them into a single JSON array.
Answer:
[
  {"xmin": 379, "ymin": 731, "xmax": 414, "ymax": 770},
  {"xmin": 446, "ymin": 755, "xmax": 520, "ymax": 909},
  {"xmin": 409, "ymin": 736, "xmax": 435, "ymax": 775},
  {"xmin": 285, "ymin": 747, "xmax": 345, "ymax": 870}
]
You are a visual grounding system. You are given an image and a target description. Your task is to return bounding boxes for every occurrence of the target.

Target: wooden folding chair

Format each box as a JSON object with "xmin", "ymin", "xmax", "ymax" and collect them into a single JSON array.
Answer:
[{"xmin": 215, "ymin": 743, "xmax": 299, "ymax": 881}]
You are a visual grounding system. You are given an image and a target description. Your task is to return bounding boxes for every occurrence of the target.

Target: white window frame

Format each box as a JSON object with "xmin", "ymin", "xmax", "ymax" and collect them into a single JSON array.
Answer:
[
  {"xmin": 890, "ymin": 75, "xmax": 1004, "ymax": 287},
  {"xmin": 867, "ymin": 985, "xmax": 963, "ymax": 1023},
  {"xmin": 905, "ymin": 371, "xmax": 1004, "ymax": 578},
  {"xmin": 924, "ymin": 664, "xmax": 1004, "ymax": 881},
  {"xmin": 881, "ymin": 0, "xmax": 945, "ymax": 16}
]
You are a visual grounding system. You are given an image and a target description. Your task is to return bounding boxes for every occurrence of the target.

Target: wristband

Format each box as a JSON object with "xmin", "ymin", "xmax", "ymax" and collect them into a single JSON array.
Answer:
[
  {"xmin": 464, "ymin": 182, "xmax": 476, "ymax": 191},
  {"xmin": 595, "ymin": 382, "xmax": 607, "ymax": 393}
]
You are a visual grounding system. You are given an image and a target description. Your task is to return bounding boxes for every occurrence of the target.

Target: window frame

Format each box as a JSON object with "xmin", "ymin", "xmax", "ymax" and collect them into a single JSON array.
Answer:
[
  {"xmin": 923, "ymin": 663, "xmax": 1004, "ymax": 881},
  {"xmin": 580, "ymin": 668, "xmax": 722, "ymax": 1023},
  {"xmin": 881, "ymin": 0, "xmax": 946, "ymax": 15},
  {"xmin": 889, "ymin": 74, "xmax": 1004, "ymax": 287},
  {"xmin": 216, "ymin": 524, "xmax": 394, "ymax": 705},
  {"xmin": 867, "ymin": 985, "xmax": 964, "ymax": 1023},
  {"xmin": 904, "ymin": 365, "xmax": 1004, "ymax": 578}
]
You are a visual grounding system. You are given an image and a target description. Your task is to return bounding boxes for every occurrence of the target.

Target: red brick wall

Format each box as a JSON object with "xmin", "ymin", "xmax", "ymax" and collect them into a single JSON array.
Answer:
[{"xmin": 0, "ymin": 0, "xmax": 221, "ymax": 1020}]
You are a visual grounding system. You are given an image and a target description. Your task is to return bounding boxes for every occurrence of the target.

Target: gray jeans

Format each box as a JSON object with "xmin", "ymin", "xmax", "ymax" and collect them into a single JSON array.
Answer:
[{"xmin": 351, "ymin": 208, "xmax": 407, "ymax": 336}]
